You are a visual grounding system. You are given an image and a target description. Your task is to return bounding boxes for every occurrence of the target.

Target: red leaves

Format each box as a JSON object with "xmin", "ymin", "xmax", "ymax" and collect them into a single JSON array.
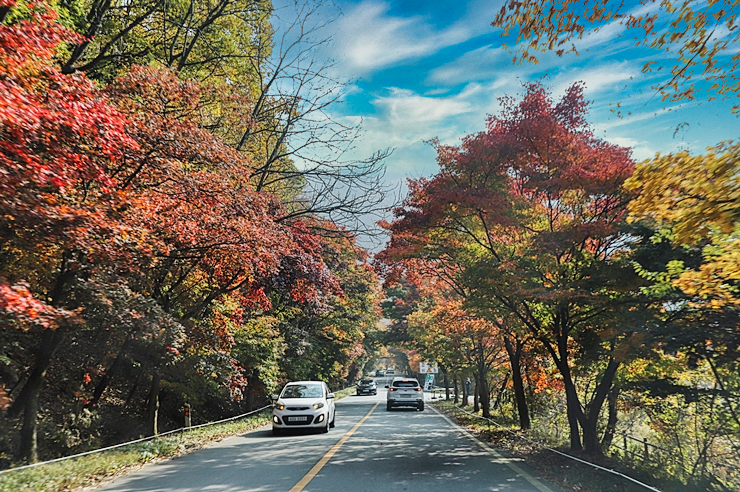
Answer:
[
  {"xmin": 0, "ymin": 4, "xmax": 345, "ymax": 400},
  {"xmin": 102, "ymin": 65, "xmax": 343, "ymax": 315},
  {"xmin": 379, "ymin": 81, "xmax": 636, "ymax": 299},
  {"xmin": 0, "ymin": 2, "xmax": 137, "ymax": 268},
  {"xmin": 0, "ymin": 277, "xmax": 74, "ymax": 329}
]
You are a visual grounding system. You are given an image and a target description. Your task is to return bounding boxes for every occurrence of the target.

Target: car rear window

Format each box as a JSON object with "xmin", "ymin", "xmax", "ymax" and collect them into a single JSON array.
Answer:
[{"xmin": 392, "ymin": 380, "xmax": 419, "ymax": 388}]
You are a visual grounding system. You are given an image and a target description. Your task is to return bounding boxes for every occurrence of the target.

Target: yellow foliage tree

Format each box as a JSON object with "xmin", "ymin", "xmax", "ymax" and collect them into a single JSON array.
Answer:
[{"xmin": 626, "ymin": 141, "xmax": 740, "ymax": 306}]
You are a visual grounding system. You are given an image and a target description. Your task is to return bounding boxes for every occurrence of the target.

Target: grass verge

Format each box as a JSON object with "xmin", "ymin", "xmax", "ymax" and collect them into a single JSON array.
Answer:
[
  {"xmin": 0, "ymin": 411, "xmax": 270, "ymax": 492},
  {"xmin": 431, "ymin": 400, "xmax": 690, "ymax": 492},
  {"xmin": 332, "ymin": 386, "xmax": 356, "ymax": 400}
]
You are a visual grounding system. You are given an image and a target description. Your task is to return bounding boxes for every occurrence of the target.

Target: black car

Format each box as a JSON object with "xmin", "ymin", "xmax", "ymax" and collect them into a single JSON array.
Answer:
[{"xmin": 356, "ymin": 379, "xmax": 377, "ymax": 396}]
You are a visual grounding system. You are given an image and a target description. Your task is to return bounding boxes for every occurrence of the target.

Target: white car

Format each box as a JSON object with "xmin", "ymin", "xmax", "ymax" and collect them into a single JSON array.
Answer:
[
  {"xmin": 272, "ymin": 381, "xmax": 336, "ymax": 435},
  {"xmin": 386, "ymin": 377, "xmax": 424, "ymax": 411}
]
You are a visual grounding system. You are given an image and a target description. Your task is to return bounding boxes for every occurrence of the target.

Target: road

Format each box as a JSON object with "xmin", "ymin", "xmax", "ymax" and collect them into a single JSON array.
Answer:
[{"xmin": 98, "ymin": 379, "xmax": 561, "ymax": 492}]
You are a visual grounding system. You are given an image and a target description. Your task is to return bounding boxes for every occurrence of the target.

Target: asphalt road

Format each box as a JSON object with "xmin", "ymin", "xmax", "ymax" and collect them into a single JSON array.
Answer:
[{"xmin": 97, "ymin": 379, "xmax": 561, "ymax": 492}]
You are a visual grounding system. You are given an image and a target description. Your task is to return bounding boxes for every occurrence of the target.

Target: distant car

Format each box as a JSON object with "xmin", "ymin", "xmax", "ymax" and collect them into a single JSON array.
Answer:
[
  {"xmin": 386, "ymin": 377, "xmax": 423, "ymax": 411},
  {"xmin": 272, "ymin": 381, "xmax": 335, "ymax": 435},
  {"xmin": 386, "ymin": 369, "xmax": 395, "ymax": 375},
  {"xmin": 356, "ymin": 379, "xmax": 377, "ymax": 396},
  {"xmin": 375, "ymin": 369, "xmax": 385, "ymax": 377}
]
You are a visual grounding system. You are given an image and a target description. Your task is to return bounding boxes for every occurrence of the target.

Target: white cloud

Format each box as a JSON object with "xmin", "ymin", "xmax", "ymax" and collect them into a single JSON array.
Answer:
[
  {"xmin": 551, "ymin": 61, "xmax": 638, "ymax": 98},
  {"xmin": 428, "ymin": 44, "xmax": 510, "ymax": 85},
  {"xmin": 332, "ymin": 1, "xmax": 494, "ymax": 73},
  {"xmin": 375, "ymin": 86, "xmax": 478, "ymax": 124}
]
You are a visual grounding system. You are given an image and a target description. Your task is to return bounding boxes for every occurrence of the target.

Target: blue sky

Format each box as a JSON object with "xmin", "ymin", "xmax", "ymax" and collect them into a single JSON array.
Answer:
[{"xmin": 273, "ymin": 0, "xmax": 737, "ymax": 243}]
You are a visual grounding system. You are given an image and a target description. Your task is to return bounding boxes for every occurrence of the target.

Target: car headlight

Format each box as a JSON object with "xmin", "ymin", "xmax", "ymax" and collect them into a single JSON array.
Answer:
[
  {"xmin": 313, "ymin": 402, "xmax": 325, "ymax": 409},
  {"xmin": 276, "ymin": 403, "xmax": 285, "ymax": 410}
]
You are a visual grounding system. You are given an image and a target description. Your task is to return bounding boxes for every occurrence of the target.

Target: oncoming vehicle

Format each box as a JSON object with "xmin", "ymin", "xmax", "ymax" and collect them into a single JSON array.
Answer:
[
  {"xmin": 356, "ymin": 379, "xmax": 377, "ymax": 396},
  {"xmin": 375, "ymin": 369, "xmax": 385, "ymax": 377},
  {"xmin": 272, "ymin": 381, "xmax": 335, "ymax": 435},
  {"xmin": 386, "ymin": 377, "xmax": 423, "ymax": 411},
  {"xmin": 385, "ymin": 368, "xmax": 395, "ymax": 375}
]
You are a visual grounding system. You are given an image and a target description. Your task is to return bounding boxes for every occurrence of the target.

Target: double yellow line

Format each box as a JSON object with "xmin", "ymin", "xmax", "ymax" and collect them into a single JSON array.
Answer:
[{"xmin": 289, "ymin": 401, "xmax": 380, "ymax": 492}]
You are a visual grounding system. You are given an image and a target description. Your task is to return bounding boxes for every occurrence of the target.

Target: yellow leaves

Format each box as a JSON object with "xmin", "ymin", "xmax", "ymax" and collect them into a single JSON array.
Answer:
[
  {"xmin": 628, "ymin": 141, "xmax": 740, "ymax": 307},
  {"xmin": 626, "ymin": 142, "xmax": 740, "ymax": 243}
]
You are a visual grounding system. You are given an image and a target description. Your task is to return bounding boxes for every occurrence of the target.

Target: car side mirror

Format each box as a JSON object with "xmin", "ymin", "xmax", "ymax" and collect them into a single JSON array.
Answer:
[
  {"xmin": 327, "ymin": 393, "xmax": 335, "ymax": 399},
  {"xmin": 271, "ymin": 394, "xmax": 279, "ymax": 401},
  {"xmin": 384, "ymin": 385, "xmax": 389, "ymax": 388}
]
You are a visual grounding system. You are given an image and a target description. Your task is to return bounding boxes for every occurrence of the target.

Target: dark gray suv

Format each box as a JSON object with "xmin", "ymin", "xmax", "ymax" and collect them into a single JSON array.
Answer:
[{"xmin": 356, "ymin": 379, "xmax": 377, "ymax": 395}]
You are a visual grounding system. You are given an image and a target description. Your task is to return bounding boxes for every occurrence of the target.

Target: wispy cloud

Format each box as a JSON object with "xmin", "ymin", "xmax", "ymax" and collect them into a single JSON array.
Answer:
[
  {"xmin": 428, "ymin": 44, "xmax": 510, "ymax": 85},
  {"xmin": 332, "ymin": 0, "xmax": 498, "ymax": 73}
]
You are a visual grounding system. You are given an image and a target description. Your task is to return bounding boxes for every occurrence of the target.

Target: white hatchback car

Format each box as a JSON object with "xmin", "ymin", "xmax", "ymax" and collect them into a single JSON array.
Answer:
[
  {"xmin": 272, "ymin": 381, "xmax": 335, "ymax": 435},
  {"xmin": 386, "ymin": 377, "xmax": 424, "ymax": 411}
]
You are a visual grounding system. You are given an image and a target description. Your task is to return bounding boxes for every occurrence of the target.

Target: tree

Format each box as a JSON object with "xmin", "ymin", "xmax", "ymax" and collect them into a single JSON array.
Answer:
[
  {"xmin": 59, "ymin": 0, "xmax": 271, "ymax": 81},
  {"xmin": 0, "ymin": 1, "xmax": 140, "ymax": 462},
  {"xmin": 266, "ymin": 223, "xmax": 380, "ymax": 388},
  {"xmin": 625, "ymin": 142, "xmax": 740, "ymax": 439},
  {"xmin": 57, "ymin": 0, "xmax": 396, "ymax": 239},
  {"xmin": 626, "ymin": 141, "xmax": 740, "ymax": 307},
  {"xmin": 407, "ymin": 297, "xmax": 506, "ymax": 419},
  {"xmin": 224, "ymin": 0, "xmax": 394, "ymax": 237},
  {"xmin": 380, "ymin": 81, "xmax": 652, "ymax": 454},
  {"xmin": 493, "ymin": 0, "xmax": 740, "ymax": 113},
  {"xmin": 0, "ymin": 0, "xmax": 385, "ymax": 465}
]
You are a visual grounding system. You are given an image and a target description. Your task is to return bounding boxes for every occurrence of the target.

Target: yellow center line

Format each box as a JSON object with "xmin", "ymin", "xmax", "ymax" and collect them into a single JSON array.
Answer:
[{"xmin": 289, "ymin": 401, "xmax": 380, "ymax": 492}]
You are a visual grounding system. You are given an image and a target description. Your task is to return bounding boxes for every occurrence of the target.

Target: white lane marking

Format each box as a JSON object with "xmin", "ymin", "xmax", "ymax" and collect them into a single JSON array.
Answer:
[{"xmin": 430, "ymin": 405, "xmax": 556, "ymax": 492}]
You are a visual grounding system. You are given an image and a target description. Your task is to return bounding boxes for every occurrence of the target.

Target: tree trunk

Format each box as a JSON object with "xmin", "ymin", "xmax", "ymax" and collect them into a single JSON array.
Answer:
[
  {"xmin": 245, "ymin": 369, "xmax": 259, "ymax": 411},
  {"xmin": 504, "ymin": 336, "xmax": 531, "ymax": 429},
  {"xmin": 146, "ymin": 372, "xmax": 161, "ymax": 436},
  {"xmin": 581, "ymin": 358, "xmax": 620, "ymax": 455},
  {"xmin": 563, "ymin": 375, "xmax": 583, "ymax": 451},
  {"xmin": 476, "ymin": 356, "xmax": 492, "ymax": 418},
  {"xmin": 479, "ymin": 375, "xmax": 491, "ymax": 418},
  {"xmin": 601, "ymin": 386, "xmax": 620, "ymax": 452},
  {"xmin": 10, "ymin": 327, "xmax": 66, "ymax": 463},
  {"xmin": 461, "ymin": 377, "xmax": 468, "ymax": 407},
  {"xmin": 444, "ymin": 372, "xmax": 449, "ymax": 400},
  {"xmin": 453, "ymin": 376, "xmax": 459, "ymax": 404},
  {"xmin": 493, "ymin": 372, "xmax": 509, "ymax": 410},
  {"xmin": 473, "ymin": 375, "xmax": 480, "ymax": 413},
  {"xmin": 88, "ymin": 338, "xmax": 132, "ymax": 407}
]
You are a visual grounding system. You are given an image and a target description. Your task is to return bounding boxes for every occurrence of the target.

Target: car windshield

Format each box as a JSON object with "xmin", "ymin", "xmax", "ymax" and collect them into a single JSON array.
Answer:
[
  {"xmin": 281, "ymin": 384, "xmax": 324, "ymax": 398},
  {"xmin": 393, "ymin": 380, "xmax": 418, "ymax": 388},
  {"xmin": 359, "ymin": 380, "xmax": 373, "ymax": 384}
]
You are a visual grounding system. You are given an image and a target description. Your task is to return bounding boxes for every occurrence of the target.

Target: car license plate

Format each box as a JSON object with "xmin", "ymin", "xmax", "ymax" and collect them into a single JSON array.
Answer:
[
  {"xmin": 400, "ymin": 394, "xmax": 412, "ymax": 398},
  {"xmin": 287, "ymin": 416, "xmax": 309, "ymax": 422}
]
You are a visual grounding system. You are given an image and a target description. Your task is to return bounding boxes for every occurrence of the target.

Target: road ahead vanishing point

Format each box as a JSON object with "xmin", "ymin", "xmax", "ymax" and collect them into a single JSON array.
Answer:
[{"xmin": 98, "ymin": 382, "xmax": 560, "ymax": 492}]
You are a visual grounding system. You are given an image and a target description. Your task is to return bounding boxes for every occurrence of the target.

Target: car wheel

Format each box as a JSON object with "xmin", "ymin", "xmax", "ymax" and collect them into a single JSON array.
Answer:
[
  {"xmin": 418, "ymin": 403, "xmax": 424, "ymax": 411},
  {"xmin": 329, "ymin": 414, "xmax": 335, "ymax": 428},
  {"xmin": 272, "ymin": 428, "xmax": 282, "ymax": 436},
  {"xmin": 321, "ymin": 420, "xmax": 329, "ymax": 433},
  {"xmin": 386, "ymin": 402, "xmax": 392, "ymax": 411}
]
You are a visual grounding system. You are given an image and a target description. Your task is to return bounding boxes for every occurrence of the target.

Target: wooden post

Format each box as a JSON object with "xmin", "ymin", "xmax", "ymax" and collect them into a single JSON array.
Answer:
[
  {"xmin": 643, "ymin": 438, "xmax": 649, "ymax": 462},
  {"xmin": 623, "ymin": 434, "xmax": 628, "ymax": 457}
]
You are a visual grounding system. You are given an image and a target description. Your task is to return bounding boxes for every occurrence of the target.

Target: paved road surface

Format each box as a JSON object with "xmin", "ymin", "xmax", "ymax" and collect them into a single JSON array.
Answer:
[{"xmin": 98, "ymin": 380, "xmax": 561, "ymax": 491}]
